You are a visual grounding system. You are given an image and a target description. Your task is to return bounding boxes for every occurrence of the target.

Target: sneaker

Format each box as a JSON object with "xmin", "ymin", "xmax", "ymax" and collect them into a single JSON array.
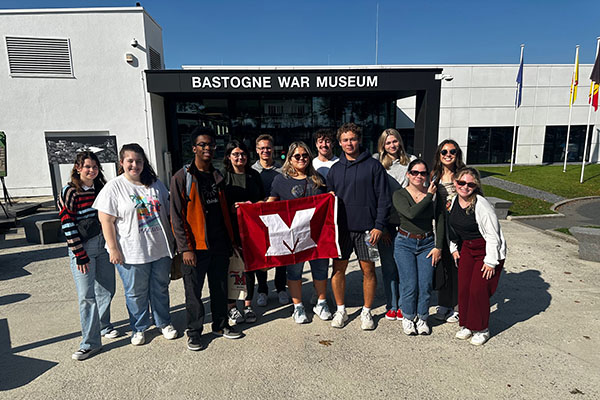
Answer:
[
  {"xmin": 360, "ymin": 309, "xmax": 375, "ymax": 330},
  {"xmin": 292, "ymin": 305, "xmax": 308, "ymax": 324},
  {"xmin": 101, "ymin": 329, "xmax": 119, "ymax": 339},
  {"xmin": 131, "ymin": 331, "xmax": 145, "ymax": 346},
  {"xmin": 256, "ymin": 292, "xmax": 268, "ymax": 307},
  {"xmin": 402, "ymin": 318, "xmax": 417, "ymax": 335},
  {"xmin": 416, "ymin": 318, "xmax": 431, "ymax": 335},
  {"xmin": 470, "ymin": 329, "xmax": 490, "ymax": 346},
  {"xmin": 396, "ymin": 309, "xmax": 404, "ymax": 321},
  {"xmin": 313, "ymin": 302, "xmax": 332, "ymax": 321},
  {"xmin": 331, "ymin": 310, "xmax": 348, "ymax": 329},
  {"xmin": 72, "ymin": 347, "xmax": 101, "ymax": 361},
  {"xmin": 446, "ymin": 311, "xmax": 459, "ymax": 324},
  {"xmin": 213, "ymin": 326, "xmax": 242, "ymax": 339},
  {"xmin": 278, "ymin": 291, "xmax": 290, "ymax": 305},
  {"xmin": 455, "ymin": 327, "xmax": 473, "ymax": 340},
  {"xmin": 187, "ymin": 336, "xmax": 204, "ymax": 351},
  {"xmin": 161, "ymin": 324, "xmax": 178, "ymax": 340},
  {"xmin": 228, "ymin": 307, "xmax": 245, "ymax": 326},
  {"xmin": 243, "ymin": 307, "xmax": 257, "ymax": 323},
  {"xmin": 385, "ymin": 310, "xmax": 397, "ymax": 321}
]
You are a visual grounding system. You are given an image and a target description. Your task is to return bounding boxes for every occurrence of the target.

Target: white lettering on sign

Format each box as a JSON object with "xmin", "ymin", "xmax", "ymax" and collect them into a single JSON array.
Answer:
[
  {"xmin": 192, "ymin": 75, "xmax": 378, "ymax": 90},
  {"xmin": 316, "ymin": 75, "xmax": 378, "ymax": 88},
  {"xmin": 260, "ymin": 208, "xmax": 317, "ymax": 256},
  {"xmin": 191, "ymin": 75, "xmax": 272, "ymax": 89},
  {"xmin": 277, "ymin": 76, "xmax": 310, "ymax": 88}
]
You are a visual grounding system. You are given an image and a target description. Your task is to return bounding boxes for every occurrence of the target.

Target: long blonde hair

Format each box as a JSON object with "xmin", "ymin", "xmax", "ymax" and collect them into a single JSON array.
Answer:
[
  {"xmin": 282, "ymin": 141, "xmax": 324, "ymax": 189},
  {"xmin": 454, "ymin": 167, "xmax": 484, "ymax": 214},
  {"xmin": 377, "ymin": 128, "xmax": 410, "ymax": 169}
]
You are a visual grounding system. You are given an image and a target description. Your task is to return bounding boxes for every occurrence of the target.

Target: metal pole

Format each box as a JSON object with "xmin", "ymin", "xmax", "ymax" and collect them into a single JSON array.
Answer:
[
  {"xmin": 581, "ymin": 37, "xmax": 600, "ymax": 183},
  {"xmin": 375, "ymin": 3, "xmax": 379, "ymax": 65},
  {"xmin": 510, "ymin": 44, "xmax": 524, "ymax": 173},
  {"xmin": 564, "ymin": 45, "xmax": 580, "ymax": 172}
]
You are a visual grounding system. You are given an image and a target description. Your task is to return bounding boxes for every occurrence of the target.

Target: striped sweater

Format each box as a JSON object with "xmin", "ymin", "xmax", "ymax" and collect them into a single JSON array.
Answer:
[{"xmin": 58, "ymin": 184, "xmax": 100, "ymax": 265}]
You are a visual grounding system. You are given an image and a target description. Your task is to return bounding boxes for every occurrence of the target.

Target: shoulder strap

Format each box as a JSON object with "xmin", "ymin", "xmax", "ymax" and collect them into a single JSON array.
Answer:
[{"xmin": 183, "ymin": 164, "xmax": 192, "ymax": 200}]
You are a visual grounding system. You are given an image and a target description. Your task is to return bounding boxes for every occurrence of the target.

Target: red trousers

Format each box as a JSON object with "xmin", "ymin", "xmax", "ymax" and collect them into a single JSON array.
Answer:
[{"xmin": 458, "ymin": 238, "xmax": 503, "ymax": 331}]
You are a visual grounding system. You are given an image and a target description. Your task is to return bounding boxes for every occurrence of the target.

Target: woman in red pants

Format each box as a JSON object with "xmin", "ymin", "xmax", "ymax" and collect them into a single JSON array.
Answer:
[{"xmin": 448, "ymin": 167, "xmax": 506, "ymax": 346}]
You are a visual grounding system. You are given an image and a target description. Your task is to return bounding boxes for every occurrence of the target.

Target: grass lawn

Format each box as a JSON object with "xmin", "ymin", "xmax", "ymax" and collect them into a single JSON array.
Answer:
[
  {"xmin": 477, "ymin": 164, "xmax": 600, "ymax": 198},
  {"xmin": 482, "ymin": 185, "xmax": 556, "ymax": 216}
]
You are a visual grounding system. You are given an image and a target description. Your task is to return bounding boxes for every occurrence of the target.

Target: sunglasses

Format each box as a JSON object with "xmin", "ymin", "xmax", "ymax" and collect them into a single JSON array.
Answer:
[
  {"xmin": 292, "ymin": 153, "xmax": 309, "ymax": 161},
  {"xmin": 408, "ymin": 170, "xmax": 428, "ymax": 177},
  {"xmin": 456, "ymin": 180, "xmax": 478, "ymax": 189},
  {"xmin": 441, "ymin": 149, "xmax": 457, "ymax": 156}
]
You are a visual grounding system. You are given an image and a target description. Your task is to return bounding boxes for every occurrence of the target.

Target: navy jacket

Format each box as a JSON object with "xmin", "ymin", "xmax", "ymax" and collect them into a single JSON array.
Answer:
[{"xmin": 327, "ymin": 149, "xmax": 390, "ymax": 232}]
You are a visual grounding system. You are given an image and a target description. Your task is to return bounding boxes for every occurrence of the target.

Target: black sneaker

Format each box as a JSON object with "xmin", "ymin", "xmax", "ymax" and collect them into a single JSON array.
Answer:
[
  {"xmin": 187, "ymin": 336, "xmax": 204, "ymax": 351},
  {"xmin": 72, "ymin": 347, "xmax": 101, "ymax": 361},
  {"xmin": 243, "ymin": 307, "xmax": 257, "ymax": 323},
  {"xmin": 212, "ymin": 325, "xmax": 242, "ymax": 339}
]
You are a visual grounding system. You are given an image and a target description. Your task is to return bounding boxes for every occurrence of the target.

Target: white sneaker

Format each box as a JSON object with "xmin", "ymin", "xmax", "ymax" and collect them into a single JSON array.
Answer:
[
  {"xmin": 313, "ymin": 302, "xmax": 332, "ymax": 321},
  {"xmin": 256, "ymin": 292, "xmax": 268, "ymax": 307},
  {"xmin": 455, "ymin": 327, "xmax": 473, "ymax": 340},
  {"xmin": 470, "ymin": 329, "xmax": 490, "ymax": 346},
  {"xmin": 161, "ymin": 324, "xmax": 178, "ymax": 340},
  {"xmin": 360, "ymin": 309, "xmax": 375, "ymax": 330},
  {"xmin": 402, "ymin": 318, "xmax": 417, "ymax": 335},
  {"xmin": 278, "ymin": 291, "xmax": 290, "ymax": 305},
  {"xmin": 292, "ymin": 305, "xmax": 308, "ymax": 324},
  {"xmin": 228, "ymin": 307, "xmax": 245, "ymax": 326},
  {"xmin": 446, "ymin": 311, "xmax": 459, "ymax": 324},
  {"xmin": 131, "ymin": 331, "xmax": 145, "ymax": 346},
  {"xmin": 101, "ymin": 329, "xmax": 119, "ymax": 339},
  {"xmin": 331, "ymin": 310, "xmax": 348, "ymax": 328},
  {"xmin": 416, "ymin": 318, "xmax": 430, "ymax": 335}
]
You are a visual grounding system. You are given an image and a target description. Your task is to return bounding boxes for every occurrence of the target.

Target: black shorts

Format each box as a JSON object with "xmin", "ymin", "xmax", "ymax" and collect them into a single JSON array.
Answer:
[{"xmin": 338, "ymin": 231, "xmax": 374, "ymax": 262}]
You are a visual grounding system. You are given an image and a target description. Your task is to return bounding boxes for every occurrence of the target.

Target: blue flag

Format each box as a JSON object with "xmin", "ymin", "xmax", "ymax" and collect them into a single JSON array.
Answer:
[{"xmin": 515, "ymin": 49, "xmax": 524, "ymax": 108}]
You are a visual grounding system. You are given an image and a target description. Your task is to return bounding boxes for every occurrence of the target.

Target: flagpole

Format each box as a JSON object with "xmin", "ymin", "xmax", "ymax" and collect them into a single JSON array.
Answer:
[
  {"xmin": 510, "ymin": 44, "xmax": 524, "ymax": 173},
  {"xmin": 581, "ymin": 37, "xmax": 600, "ymax": 183},
  {"xmin": 564, "ymin": 45, "xmax": 580, "ymax": 172}
]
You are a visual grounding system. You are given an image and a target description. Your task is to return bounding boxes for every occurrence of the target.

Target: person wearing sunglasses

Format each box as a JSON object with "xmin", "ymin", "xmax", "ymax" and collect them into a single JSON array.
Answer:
[
  {"xmin": 447, "ymin": 167, "xmax": 506, "ymax": 346},
  {"xmin": 373, "ymin": 128, "xmax": 416, "ymax": 323},
  {"xmin": 430, "ymin": 140, "xmax": 466, "ymax": 324},
  {"xmin": 267, "ymin": 141, "xmax": 331, "ymax": 324},
  {"xmin": 392, "ymin": 159, "xmax": 445, "ymax": 336},
  {"xmin": 221, "ymin": 140, "xmax": 266, "ymax": 326}
]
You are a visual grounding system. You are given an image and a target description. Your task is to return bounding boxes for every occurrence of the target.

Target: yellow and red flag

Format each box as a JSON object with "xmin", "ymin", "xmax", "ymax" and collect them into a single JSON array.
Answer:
[
  {"xmin": 589, "ymin": 51, "xmax": 600, "ymax": 111},
  {"xmin": 570, "ymin": 47, "xmax": 580, "ymax": 106}
]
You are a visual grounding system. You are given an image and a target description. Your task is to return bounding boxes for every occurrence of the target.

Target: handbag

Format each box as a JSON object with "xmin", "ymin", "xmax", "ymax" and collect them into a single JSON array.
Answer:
[
  {"xmin": 77, "ymin": 217, "xmax": 102, "ymax": 242},
  {"xmin": 170, "ymin": 253, "xmax": 183, "ymax": 280},
  {"xmin": 227, "ymin": 249, "xmax": 247, "ymax": 300}
]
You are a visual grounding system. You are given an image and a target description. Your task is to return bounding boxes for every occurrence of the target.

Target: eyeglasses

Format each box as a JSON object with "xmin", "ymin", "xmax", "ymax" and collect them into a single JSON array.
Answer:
[
  {"xmin": 231, "ymin": 152, "xmax": 247, "ymax": 158},
  {"xmin": 257, "ymin": 146, "xmax": 272, "ymax": 151},
  {"xmin": 292, "ymin": 153, "xmax": 309, "ymax": 161},
  {"xmin": 441, "ymin": 149, "xmax": 457, "ymax": 156},
  {"xmin": 408, "ymin": 170, "xmax": 428, "ymax": 177},
  {"xmin": 194, "ymin": 142, "xmax": 216, "ymax": 150},
  {"xmin": 456, "ymin": 180, "xmax": 477, "ymax": 189}
]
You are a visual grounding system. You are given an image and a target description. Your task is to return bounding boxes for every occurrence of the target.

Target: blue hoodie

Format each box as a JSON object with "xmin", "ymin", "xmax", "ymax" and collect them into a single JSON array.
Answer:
[{"xmin": 327, "ymin": 149, "xmax": 390, "ymax": 232}]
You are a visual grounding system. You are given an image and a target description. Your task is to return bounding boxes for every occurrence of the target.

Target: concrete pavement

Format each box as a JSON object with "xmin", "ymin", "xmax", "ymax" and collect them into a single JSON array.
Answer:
[{"xmin": 1, "ymin": 221, "xmax": 599, "ymax": 399}]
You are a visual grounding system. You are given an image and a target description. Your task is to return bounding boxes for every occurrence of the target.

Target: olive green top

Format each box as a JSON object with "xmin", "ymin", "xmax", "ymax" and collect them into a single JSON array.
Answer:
[{"xmin": 392, "ymin": 188, "xmax": 445, "ymax": 249}]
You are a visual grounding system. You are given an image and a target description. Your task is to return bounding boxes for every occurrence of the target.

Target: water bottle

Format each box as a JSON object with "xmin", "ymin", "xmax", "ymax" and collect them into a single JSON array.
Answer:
[{"xmin": 364, "ymin": 230, "xmax": 380, "ymax": 262}]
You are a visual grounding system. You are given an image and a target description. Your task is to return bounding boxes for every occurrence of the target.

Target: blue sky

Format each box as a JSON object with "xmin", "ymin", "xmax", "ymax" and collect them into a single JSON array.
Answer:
[{"xmin": 3, "ymin": 0, "xmax": 600, "ymax": 68}]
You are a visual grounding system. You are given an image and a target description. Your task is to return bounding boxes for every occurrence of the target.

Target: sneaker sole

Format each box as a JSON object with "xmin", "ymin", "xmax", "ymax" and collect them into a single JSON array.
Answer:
[
  {"xmin": 384, "ymin": 316, "xmax": 396, "ymax": 321},
  {"xmin": 223, "ymin": 334, "xmax": 242, "ymax": 339},
  {"xmin": 187, "ymin": 344, "xmax": 204, "ymax": 351},
  {"xmin": 72, "ymin": 347, "xmax": 101, "ymax": 360},
  {"xmin": 456, "ymin": 334, "xmax": 472, "ymax": 340},
  {"xmin": 102, "ymin": 332, "xmax": 119, "ymax": 339},
  {"xmin": 470, "ymin": 338, "xmax": 488, "ymax": 346},
  {"xmin": 361, "ymin": 325, "xmax": 375, "ymax": 331}
]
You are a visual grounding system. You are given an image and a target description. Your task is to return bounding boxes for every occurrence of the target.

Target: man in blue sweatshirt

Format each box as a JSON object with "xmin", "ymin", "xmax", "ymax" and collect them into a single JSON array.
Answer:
[{"xmin": 327, "ymin": 123, "xmax": 390, "ymax": 330}]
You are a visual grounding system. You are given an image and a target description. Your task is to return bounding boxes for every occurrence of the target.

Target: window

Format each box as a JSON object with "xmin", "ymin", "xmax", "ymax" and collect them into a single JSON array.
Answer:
[
  {"xmin": 542, "ymin": 125, "xmax": 593, "ymax": 163},
  {"xmin": 467, "ymin": 127, "xmax": 516, "ymax": 164},
  {"xmin": 6, "ymin": 36, "xmax": 73, "ymax": 77},
  {"xmin": 149, "ymin": 46, "xmax": 162, "ymax": 70}
]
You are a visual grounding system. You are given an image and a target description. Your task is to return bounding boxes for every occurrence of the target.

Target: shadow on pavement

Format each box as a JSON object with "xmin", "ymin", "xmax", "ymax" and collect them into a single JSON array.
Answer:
[
  {"xmin": 0, "ymin": 293, "xmax": 30, "ymax": 306},
  {"xmin": 0, "ymin": 247, "xmax": 66, "ymax": 281}
]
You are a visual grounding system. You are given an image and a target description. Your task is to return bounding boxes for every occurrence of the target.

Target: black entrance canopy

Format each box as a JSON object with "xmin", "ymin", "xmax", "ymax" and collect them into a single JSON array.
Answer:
[{"xmin": 145, "ymin": 66, "xmax": 442, "ymax": 165}]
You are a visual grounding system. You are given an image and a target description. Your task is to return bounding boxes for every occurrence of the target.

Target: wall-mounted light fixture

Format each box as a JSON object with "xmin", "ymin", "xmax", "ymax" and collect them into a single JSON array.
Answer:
[{"xmin": 125, "ymin": 53, "xmax": 134, "ymax": 63}]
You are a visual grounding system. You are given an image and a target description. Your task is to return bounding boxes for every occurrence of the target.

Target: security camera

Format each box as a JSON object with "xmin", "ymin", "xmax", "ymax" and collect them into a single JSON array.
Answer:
[{"xmin": 131, "ymin": 39, "xmax": 139, "ymax": 48}]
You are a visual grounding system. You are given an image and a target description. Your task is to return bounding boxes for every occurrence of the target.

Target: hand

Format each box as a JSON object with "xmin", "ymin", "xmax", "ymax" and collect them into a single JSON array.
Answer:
[
  {"xmin": 369, "ymin": 228, "xmax": 382, "ymax": 245},
  {"xmin": 380, "ymin": 231, "xmax": 392, "ymax": 246},
  {"xmin": 329, "ymin": 191, "xmax": 335, "ymax": 196},
  {"xmin": 234, "ymin": 201, "xmax": 252, "ymax": 209},
  {"xmin": 452, "ymin": 251, "xmax": 460, "ymax": 268},
  {"xmin": 482, "ymin": 264, "xmax": 495, "ymax": 280},
  {"xmin": 183, "ymin": 251, "xmax": 196, "ymax": 267},
  {"xmin": 77, "ymin": 263, "xmax": 89, "ymax": 274},
  {"xmin": 426, "ymin": 248, "xmax": 442, "ymax": 266},
  {"xmin": 109, "ymin": 248, "xmax": 124, "ymax": 265},
  {"xmin": 427, "ymin": 181, "xmax": 437, "ymax": 195}
]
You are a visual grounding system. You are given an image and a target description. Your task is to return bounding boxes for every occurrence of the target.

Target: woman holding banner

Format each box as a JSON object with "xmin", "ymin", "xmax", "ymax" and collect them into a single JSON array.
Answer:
[{"xmin": 267, "ymin": 141, "xmax": 331, "ymax": 324}]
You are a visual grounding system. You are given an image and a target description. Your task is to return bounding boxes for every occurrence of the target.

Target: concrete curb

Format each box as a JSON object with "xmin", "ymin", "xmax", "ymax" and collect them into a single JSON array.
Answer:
[
  {"xmin": 506, "ymin": 196, "xmax": 600, "ymax": 221},
  {"xmin": 550, "ymin": 195, "xmax": 600, "ymax": 212}
]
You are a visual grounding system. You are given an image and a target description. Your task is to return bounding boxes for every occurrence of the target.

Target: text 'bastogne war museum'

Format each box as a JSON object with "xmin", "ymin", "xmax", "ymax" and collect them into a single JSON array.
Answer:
[{"xmin": 1, "ymin": 6, "xmax": 598, "ymax": 199}]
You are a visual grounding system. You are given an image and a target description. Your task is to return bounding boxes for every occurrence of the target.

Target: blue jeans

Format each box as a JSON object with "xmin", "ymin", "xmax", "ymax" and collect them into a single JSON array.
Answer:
[
  {"xmin": 394, "ymin": 234, "xmax": 435, "ymax": 321},
  {"xmin": 286, "ymin": 258, "xmax": 329, "ymax": 281},
  {"xmin": 69, "ymin": 234, "xmax": 115, "ymax": 350},
  {"xmin": 378, "ymin": 228, "xmax": 401, "ymax": 311},
  {"xmin": 116, "ymin": 256, "xmax": 172, "ymax": 333}
]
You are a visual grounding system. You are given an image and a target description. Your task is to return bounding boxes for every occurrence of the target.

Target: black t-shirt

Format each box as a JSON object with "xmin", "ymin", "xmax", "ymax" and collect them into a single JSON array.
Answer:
[
  {"xmin": 193, "ymin": 168, "xmax": 231, "ymax": 253},
  {"xmin": 270, "ymin": 175, "xmax": 326, "ymax": 201},
  {"xmin": 449, "ymin": 199, "xmax": 483, "ymax": 241}
]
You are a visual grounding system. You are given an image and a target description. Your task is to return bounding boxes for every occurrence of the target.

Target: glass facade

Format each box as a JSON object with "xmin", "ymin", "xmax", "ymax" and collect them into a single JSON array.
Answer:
[
  {"xmin": 542, "ymin": 125, "xmax": 593, "ymax": 163},
  {"xmin": 467, "ymin": 127, "xmax": 516, "ymax": 164}
]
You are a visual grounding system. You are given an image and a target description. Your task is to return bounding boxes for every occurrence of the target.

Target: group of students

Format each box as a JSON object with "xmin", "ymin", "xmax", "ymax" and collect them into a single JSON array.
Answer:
[{"xmin": 59, "ymin": 123, "xmax": 506, "ymax": 360}]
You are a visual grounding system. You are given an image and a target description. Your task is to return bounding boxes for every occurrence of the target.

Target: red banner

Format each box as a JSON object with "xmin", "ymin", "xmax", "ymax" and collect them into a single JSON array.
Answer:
[{"xmin": 237, "ymin": 193, "xmax": 340, "ymax": 271}]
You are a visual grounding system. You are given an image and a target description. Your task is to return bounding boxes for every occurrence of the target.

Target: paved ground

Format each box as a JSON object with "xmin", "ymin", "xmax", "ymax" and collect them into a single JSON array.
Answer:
[
  {"xmin": 480, "ymin": 176, "xmax": 566, "ymax": 203},
  {"xmin": 520, "ymin": 198, "xmax": 600, "ymax": 231},
  {"xmin": 1, "ymin": 221, "xmax": 599, "ymax": 399}
]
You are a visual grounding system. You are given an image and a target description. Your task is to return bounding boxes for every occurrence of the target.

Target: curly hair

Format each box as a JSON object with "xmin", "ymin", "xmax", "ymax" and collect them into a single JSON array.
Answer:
[
  {"xmin": 69, "ymin": 151, "xmax": 106, "ymax": 193},
  {"xmin": 281, "ymin": 141, "xmax": 324, "ymax": 189},
  {"xmin": 336, "ymin": 122, "xmax": 362, "ymax": 142}
]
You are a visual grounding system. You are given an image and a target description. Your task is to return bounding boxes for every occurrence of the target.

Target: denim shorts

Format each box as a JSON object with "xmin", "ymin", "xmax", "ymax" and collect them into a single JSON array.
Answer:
[{"xmin": 286, "ymin": 258, "xmax": 329, "ymax": 281}]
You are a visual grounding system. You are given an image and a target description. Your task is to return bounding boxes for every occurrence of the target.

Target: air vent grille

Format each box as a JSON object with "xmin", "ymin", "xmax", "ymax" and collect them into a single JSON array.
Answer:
[
  {"xmin": 6, "ymin": 36, "xmax": 73, "ymax": 76},
  {"xmin": 149, "ymin": 46, "xmax": 162, "ymax": 70}
]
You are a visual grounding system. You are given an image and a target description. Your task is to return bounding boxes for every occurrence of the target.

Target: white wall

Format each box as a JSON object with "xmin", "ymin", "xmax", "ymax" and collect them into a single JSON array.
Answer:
[{"xmin": 0, "ymin": 7, "xmax": 165, "ymax": 197}]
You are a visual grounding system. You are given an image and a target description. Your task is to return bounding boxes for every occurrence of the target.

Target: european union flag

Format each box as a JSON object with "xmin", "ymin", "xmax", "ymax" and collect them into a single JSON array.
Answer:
[{"xmin": 515, "ymin": 49, "xmax": 524, "ymax": 108}]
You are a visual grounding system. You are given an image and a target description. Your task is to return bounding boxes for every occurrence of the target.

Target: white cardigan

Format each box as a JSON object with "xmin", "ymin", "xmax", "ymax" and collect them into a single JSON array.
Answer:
[{"xmin": 448, "ymin": 195, "xmax": 507, "ymax": 268}]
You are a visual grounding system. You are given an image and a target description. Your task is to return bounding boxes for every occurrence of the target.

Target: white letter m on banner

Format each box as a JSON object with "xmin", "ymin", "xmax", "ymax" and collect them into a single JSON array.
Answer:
[{"xmin": 259, "ymin": 208, "xmax": 317, "ymax": 256}]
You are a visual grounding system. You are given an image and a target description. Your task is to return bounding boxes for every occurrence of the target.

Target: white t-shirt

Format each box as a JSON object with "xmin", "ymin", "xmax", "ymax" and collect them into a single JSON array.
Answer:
[
  {"xmin": 312, "ymin": 156, "xmax": 339, "ymax": 181},
  {"xmin": 93, "ymin": 175, "xmax": 173, "ymax": 264}
]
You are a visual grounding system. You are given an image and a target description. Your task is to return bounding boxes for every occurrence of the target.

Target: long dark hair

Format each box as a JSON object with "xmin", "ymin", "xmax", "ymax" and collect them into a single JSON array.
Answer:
[
  {"xmin": 118, "ymin": 143, "xmax": 157, "ymax": 187},
  {"xmin": 69, "ymin": 151, "xmax": 106, "ymax": 193},
  {"xmin": 223, "ymin": 139, "xmax": 250, "ymax": 173},
  {"xmin": 431, "ymin": 139, "xmax": 465, "ymax": 182}
]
